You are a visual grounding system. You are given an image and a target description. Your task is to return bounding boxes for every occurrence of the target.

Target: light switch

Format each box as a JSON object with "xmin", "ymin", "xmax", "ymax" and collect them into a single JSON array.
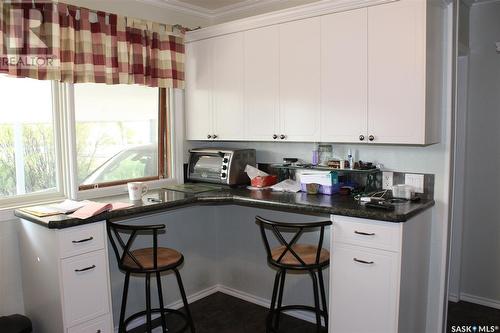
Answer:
[{"xmin": 405, "ymin": 174, "xmax": 424, "ymax": 194}]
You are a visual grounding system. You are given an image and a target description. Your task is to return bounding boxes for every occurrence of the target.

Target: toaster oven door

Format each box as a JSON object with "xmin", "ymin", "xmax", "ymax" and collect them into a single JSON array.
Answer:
[{"xmin": 189, "ymin": 154, "xmax": 223, "ymax": 183}]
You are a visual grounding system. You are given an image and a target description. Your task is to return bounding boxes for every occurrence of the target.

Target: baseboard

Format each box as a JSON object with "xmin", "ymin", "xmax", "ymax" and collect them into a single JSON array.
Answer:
[
  {"xmin": 459, "ymin": 293, "xmax": 500, "ymax": 310},
  {"xmin": 114, "ymin": 283, "xmax": 325, "ymax": 332},
  {"xmin": 216, "ymin": 284, "xmax": 323, "ymax": 326},
  {"xmin": 114, "ymin": 285, "xmax": 220, "ymax": 332},
  {"xmin": 448, "ymin": 292, "xmax": 459, "ymax": 302}
]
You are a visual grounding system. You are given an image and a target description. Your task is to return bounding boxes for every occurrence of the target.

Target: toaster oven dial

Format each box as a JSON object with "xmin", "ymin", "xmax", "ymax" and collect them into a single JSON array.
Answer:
[
  {"xmin": 223, "ymin": 158, "xmax": 229, "ymax": 163},
  {"xmin": 221, "ymin": 172, "xmax": 227, "ymax": 178},
  {"xmin": 222, "ymin": 165, "xmax": 227, "ymax": 170}
]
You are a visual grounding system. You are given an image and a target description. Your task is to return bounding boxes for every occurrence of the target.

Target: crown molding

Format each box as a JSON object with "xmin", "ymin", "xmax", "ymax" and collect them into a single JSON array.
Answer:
[
  {"xmin": 138, "ymin": 0, "xmax": 297, "ymax": 20},
  {"xmin": 186, "ymin": 0, "xmax": 396, "ymax": 42}
]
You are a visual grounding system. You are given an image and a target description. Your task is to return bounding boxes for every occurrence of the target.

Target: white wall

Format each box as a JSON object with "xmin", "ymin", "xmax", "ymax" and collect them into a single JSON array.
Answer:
[{"xmin": 459, "ymin": 1, "xmax": 500, "ymax": 306}]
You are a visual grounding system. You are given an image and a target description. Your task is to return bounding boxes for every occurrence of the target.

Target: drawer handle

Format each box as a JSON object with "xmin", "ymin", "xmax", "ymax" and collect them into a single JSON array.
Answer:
[
  {"xmin": 353, "ymin": 258, "xmax": 374, "ymax": 265},
  {"xmin": 354, "ymin": 231, "xmax": 375, "ymax": 236},
  {"xmin": 74, "ymin": 265, "xmax": 96, "ymax": 273},
  {"xmin": 72, "ymin": 236, "xmax": 94, "ymax": 244}
]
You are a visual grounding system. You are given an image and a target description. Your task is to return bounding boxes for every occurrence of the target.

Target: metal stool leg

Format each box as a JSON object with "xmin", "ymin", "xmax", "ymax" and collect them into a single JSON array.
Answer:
[
  {"xmin": 118, "ymin": 272, "xmax": 130, "ymax": 333},
  {"xmin": 174, "ymin": 268, "xmax": 196, "ymax": 333},
  {"xmin": 275, "ymin": 269, "xmax": 286, "ymax": 330},
  {"xmin": 156, "ymin": 272, "xmax": 168, "ymax": 332},
  {"xmin": 310, "ymin": 270, "xmax": 322, "ymax": 333},
  {"xmin": 267, "ymin": 270, "xmax": 282, "ymax": 333},
  {"xmin": 318, "ymin": 269, "xmax": 328, "ymax": 328},
  {"xmin": 145, "ymin": 273, "xmax": 152, "ymax": 333}
]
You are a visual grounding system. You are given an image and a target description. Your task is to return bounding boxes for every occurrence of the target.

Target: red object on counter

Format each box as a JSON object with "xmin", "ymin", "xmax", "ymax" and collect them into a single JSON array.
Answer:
[{"xmin": 251, "ymin": 175, "xmax": 278, "ymax": 188}]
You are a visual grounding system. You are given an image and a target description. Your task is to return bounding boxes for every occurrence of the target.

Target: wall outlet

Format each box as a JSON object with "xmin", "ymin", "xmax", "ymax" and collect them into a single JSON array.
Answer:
[
  {"xmin": 405, "ymin": 173, "xmax": 424, "ymax": 193},
  {"xmin": 382, "ymin": 171, "xmax": 393, "ymax": 190}
]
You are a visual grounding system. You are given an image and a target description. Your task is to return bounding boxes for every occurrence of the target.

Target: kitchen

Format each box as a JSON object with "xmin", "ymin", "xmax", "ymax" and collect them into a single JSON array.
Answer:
[{"xmin": 0, "ymin": 0, "xmax": 497, "ymax": 333}]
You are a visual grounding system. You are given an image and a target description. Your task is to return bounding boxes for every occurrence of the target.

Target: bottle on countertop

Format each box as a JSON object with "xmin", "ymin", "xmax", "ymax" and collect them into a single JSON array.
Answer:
[
  {"xmin": 347, "ymin": 148, "xmax": 354, "ymax": 170},
  {"xmin": 312, "ymin": 143, "xmax": 319, "ymax": 165}
]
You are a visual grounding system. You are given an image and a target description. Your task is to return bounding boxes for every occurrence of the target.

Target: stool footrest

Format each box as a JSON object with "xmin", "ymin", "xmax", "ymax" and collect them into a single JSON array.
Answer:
[{"xmin": 123, "ymin": 308, "xmax": 190, "ymax": 333}]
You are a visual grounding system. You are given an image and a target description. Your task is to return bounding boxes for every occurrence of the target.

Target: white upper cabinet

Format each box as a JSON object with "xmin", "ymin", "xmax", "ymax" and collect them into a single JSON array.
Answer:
[
  {"xmin": 244, "ymin": 26, "xmax": 280, "ymax": 141},
  {"xmin": 279, "ymin": 17, "xmax": 321, "ymax": 142},
  {"xmin": 367, "ymin": 0, "xmax": 434, "ymax": 144},
  {"xmin": 321, "ymin": 8, "xmax": 368, "ymax": 143},
  {"xmin": 212, "ymin": 33, "xmax": 245, "ymax": 140},
  {"xmin": 185, "ymin": 39, "xmax": 213, "ymax": 140},
  {"xmin": 184, "ymin": 0, "xmax": 444, "ymax": 144}
]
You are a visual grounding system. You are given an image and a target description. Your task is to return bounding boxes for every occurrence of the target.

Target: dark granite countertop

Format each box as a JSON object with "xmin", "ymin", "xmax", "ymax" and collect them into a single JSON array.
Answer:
[{"xmin": 14, "ymin": 187, "xmax": 435, "ymax": 229}]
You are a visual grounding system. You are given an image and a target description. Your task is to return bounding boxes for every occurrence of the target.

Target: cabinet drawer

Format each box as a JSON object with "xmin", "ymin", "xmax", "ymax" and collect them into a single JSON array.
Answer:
[
  {"xmin": 330, "ymin": 243, "xmax": 399, "ymax": 333},
  {"xmin": 67, "ymin": 314, "xmax": 112, "ymax": 333},
  {"xmin": 61, "ymin": 250, "xmax": 110, "ymax": 327},
  {"xmin": 58, "ymin": 222, "xmax": 105, "ymax": 258},
  {"xmin": 332, "ymin": 215, "xmax": 401, "ymax": 252}
]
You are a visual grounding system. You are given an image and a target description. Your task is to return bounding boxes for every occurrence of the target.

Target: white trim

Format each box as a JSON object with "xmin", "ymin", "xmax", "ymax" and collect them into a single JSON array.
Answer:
[
  {"xmin": 460, "ymin": 293, "xmax": 500, "ymax": 310},
  {"xmin": 113, "ymin": 283, "xmax": 325, "ymax": 332},
  {"xmin": 170, "ymin": 88, "xmax": 185, "ymax": 184},
  {"xmin": 217, "ymin": 285, "xmax": 321, "ymax": 325},
  {"xmin": 448, "ymin": 293, "xmax": 459, "ymax": 303},
  {"xmin": 136, "ymin": 0, "xmax": 213, "ymax": 19},
  {"xmin": 185, "ymin": 0, "xmax": 397, "ymax": 42}
]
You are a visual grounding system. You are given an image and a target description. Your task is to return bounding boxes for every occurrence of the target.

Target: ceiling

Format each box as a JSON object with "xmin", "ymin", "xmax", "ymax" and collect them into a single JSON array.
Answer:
[
  {"xmin": 155, "ymin": 0, "xmax": 286, "ymax": 16},
  {"xmin": 174, "ymin": 0, "xmax": 254, "ymax": 11}
]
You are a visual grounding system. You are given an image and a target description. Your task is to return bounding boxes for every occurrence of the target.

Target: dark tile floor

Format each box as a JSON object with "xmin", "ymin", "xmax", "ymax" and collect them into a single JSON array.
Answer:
[
  {"xmin": 447, "ymin": 301, "xmax": 500, "ymax": 332},
  {"xmin": 130, "ymin": 292, "xmax": 325, "ymax": 333}
]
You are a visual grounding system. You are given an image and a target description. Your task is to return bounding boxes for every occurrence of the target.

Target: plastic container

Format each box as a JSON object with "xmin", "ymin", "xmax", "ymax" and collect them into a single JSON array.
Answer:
[{"xmin": 299, "ymin": 171, "xmax": 339, "ymax": 195}]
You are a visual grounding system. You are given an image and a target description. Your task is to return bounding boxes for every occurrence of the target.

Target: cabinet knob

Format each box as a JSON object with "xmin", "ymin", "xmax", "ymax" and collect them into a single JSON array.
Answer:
[
  {"xmin": 272, "ymin": 134, "xmax": 278, "ymax": 140},
  {"xmin": 207, "ymin": 134, "xmax": 212, "ymax": 139},
  {"xmin": 359, "ymin": 135, "xmax": 365, "ymax": 141},
  {"xmin": 280, "ymin": 134, "xmax": 286, "ymax": 140},
  {"xmin": 213, "ymin": 134, "xmax": 218, "ymax": 139},
  {"xmin": 368, "ymin": 135, "xmax": 375, "ymax": 142}
]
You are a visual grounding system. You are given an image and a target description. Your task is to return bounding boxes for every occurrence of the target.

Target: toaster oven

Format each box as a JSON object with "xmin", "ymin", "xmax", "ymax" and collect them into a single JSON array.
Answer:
[{"xmin": 187, "ymin": 148, "xmax": 256, "ymax": 185}]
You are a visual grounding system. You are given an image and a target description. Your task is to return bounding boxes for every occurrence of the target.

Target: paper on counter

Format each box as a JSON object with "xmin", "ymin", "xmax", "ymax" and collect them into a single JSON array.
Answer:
[
  {"xmin": 244, "ymin": 164, "xmax": 268, "ymax": 179},
  {"xmin": 271, "ymin": 179, "xmax": 301, "ymax": 193}
]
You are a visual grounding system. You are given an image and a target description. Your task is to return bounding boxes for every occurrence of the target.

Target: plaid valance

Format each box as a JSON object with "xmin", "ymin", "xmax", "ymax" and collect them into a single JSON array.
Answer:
[{"xmin": 0, "ymin": 1, "xmax": 185, "ymax": 88}]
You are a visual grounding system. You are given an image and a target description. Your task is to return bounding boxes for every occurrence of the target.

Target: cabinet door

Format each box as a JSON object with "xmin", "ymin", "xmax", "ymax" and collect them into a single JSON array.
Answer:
[
  {"xmin": 321, "ymin": 9, "xmax": 368, "ymax": 143},
  {"xmin": 367, "ymin": 0, "xmax": 426, "ymax": 144},
  {"xmin": 330, "ymin": 243, "xmax": 399, "ymax": 333},
  {"xmin": 212, "ymin": 33, "xmax": 245, "ymax": 140},
  {"xmin": 61, "ymin": 250, "xmax": 110, "ymax": 328},
  {"xmin": 244, "ymin": 26, "xmax": 280, "ymax": 141},
  {"xmin": 185, "ymin": 39, "xmax": 213, "ymax": 140},
  {"xmin": 279, "ymin": 17, "xmax": 321, "ymax": 142}
]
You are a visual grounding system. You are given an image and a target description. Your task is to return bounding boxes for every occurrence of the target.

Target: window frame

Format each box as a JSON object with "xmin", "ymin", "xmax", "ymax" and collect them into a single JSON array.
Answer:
[
  {"xmin": 0, "ymin": 80, "xmax": 181, "ymax": 209},
  {"xmin": 76, "ymin": 87, "xmax": 168, "ymax": 191},
  {"xmin": 0, "ymin": 80, "xmax": 67, "ymax": 209}
]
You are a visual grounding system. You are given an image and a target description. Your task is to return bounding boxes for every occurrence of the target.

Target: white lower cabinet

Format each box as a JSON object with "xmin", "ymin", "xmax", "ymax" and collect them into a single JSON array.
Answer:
[
  {"xmin": 18, "ymin": 220, "xmax": 113, "ymax": 333},
  {"xmin": 331, "ymin": 243, "xmax": 399, "ymax": 333},
  {"xmin": 330, "ymin": 213, "xmax": 431, "ymax": 333},
  {"xmin": 62, "ymin": 250, "xmax": 110, "ymax": 328}
]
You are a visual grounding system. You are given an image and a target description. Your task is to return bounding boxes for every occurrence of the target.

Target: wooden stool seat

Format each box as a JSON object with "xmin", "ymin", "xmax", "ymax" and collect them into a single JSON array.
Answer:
[
  {"xmin": 271, "ymin": 244, "xmax": 330, "ymax": 266},
  {"xmin": 123, "ymin": 247, "xmax": 182, "ymax": 270}
]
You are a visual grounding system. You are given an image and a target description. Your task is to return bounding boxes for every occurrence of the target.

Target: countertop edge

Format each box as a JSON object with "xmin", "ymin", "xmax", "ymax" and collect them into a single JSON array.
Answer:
[{"xmin": 14, "ymin": 194, "xmax": 435, "ymax": 229}]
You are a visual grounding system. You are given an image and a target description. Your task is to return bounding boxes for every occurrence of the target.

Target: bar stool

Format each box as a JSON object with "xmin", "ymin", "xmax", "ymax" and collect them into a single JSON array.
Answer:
[
  {"xmin": 107, "ymin": 220, "xmax": 195, "ymax": 333},
  {"xmin": 256, "ymin": 216, "xmax": 332, "ymax": 333}
]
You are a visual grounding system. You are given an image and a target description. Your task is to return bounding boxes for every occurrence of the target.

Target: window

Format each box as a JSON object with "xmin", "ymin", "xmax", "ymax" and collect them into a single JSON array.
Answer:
[
  {"xmin": 0, "ymin": 75, "xmax": 58, "ymax": 199},
  {"xmin": 74, "ymin": 84, "xmax": 169, "ymax": 190},
  {"xmin": 0, "ymin": 78, "xmax": 176, "ymax": 208}
]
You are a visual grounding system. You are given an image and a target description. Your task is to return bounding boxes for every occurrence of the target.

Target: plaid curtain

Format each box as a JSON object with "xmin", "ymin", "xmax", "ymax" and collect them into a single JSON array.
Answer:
[{"xmin": 0, "ymin": 1, "xmax": 185, "ymax": 88}]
